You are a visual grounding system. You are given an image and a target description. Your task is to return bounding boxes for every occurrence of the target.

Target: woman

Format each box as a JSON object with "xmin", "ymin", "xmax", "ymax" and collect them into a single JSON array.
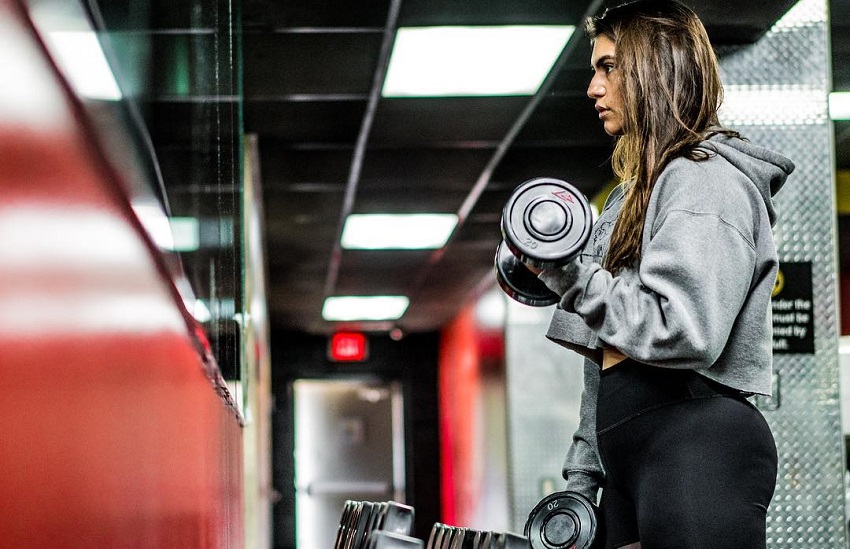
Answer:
[{"xmin": 531, "ymin": 1, "xmax": 794, "ymax": 547}]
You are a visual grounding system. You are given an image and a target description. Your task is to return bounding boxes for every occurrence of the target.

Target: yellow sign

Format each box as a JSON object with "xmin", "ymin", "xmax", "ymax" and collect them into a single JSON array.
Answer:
[{"xmin": 772, "ymin": 267, "xmax": 784, "ymax": 298}]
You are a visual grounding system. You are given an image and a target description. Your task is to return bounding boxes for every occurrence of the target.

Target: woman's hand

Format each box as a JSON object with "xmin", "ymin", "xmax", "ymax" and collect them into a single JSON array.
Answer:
[{"xmin": 524, "ymin": 262, "xmax": 543, "ymax": 275}]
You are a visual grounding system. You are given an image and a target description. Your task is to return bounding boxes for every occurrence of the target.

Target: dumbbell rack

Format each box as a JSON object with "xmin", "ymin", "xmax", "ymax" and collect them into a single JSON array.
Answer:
[
  {"xmin": 333, "ymin": 500, "xmax": 530, "ymax": 549},
  {"xmin": 334, "ymin": 500, "xmax": 420, "ymax": 548},
  {"xmin": 425, "ymin": 523, "xmax": 529, "ymax": 549}
]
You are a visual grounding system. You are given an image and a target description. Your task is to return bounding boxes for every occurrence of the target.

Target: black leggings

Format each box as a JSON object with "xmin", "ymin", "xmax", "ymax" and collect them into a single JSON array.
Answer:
[{"xmin": 596, "ymin": 359, "xmax": 778, "ymax": 549}]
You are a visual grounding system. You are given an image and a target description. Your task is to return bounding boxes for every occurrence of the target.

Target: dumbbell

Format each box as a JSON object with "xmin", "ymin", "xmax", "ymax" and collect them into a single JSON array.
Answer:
[
  {"xmin": 495, "ymin": 177, "xmax": 593, "ymax": 306},
  {"xmin": 524, "ymin": 491, "xmax": 600, "ymax": 549}
]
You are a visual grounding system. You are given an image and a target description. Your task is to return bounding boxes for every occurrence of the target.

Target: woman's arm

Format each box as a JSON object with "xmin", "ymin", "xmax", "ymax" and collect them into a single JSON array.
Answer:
[
  {"xmin": 562, "ymin": 358, "xmax": 605, "ymax": 503},
  {"xmin": 539, "ymin": 212, "xmax": 755, "ymax": 368}
]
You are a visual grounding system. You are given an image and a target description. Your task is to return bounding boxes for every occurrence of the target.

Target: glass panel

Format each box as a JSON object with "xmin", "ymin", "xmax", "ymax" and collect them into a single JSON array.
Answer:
[{"xmin": 26, "ymin": 0, "xmax": 245, "ymax": 388}]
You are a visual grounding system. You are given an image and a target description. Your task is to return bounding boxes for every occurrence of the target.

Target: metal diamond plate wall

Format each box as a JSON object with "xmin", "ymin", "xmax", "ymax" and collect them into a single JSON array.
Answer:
[
  {"xmin": 503, "ymin": 0, "xmax": 844, "ymax": 544},
  {"xmin": 504, "ymin": 302, "xmax": 584, "ymax": 533},
  {"xmin": 718, "ymin": 0, "xmax": 844, "ymax": 546}
]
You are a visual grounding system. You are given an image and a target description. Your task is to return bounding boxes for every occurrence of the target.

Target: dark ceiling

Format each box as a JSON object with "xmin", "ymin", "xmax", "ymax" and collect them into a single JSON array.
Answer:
[
  {"xmin": 243, "ymin": 0, "xmax": 828, "ymax": 335},
  {"xmin": 91, "ymin": 0, "xmax": 850, "ymax": 336}
]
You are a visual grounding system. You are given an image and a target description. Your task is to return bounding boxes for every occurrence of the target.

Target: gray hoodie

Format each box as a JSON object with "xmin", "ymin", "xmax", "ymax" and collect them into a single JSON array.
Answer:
[{"xmin": 537, "ymin": 134, "xmax": 795, "ymax": 502}]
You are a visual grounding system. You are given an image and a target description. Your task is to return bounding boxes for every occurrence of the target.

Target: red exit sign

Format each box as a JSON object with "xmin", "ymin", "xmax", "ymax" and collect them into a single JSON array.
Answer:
[{"xmin": 328, "ymin": 332, "xmax": 368, "ymax": 362}]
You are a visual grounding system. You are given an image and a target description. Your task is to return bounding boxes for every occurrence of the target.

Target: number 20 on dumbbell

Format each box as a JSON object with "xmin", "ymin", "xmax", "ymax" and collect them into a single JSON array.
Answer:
[
  {"xmin": 495, "ymin": 177, "xmax": 593, "ymax": 306},
  {"xmin": 524, "ymin": 490, "xmax": 600, "ymax": 549}
]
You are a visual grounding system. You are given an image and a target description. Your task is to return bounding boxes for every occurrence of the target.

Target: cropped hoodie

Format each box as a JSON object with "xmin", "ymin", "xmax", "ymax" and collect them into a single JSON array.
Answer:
[{"xmin": 537, "ymin": 134, "xmax": 795, "ymax": 503}]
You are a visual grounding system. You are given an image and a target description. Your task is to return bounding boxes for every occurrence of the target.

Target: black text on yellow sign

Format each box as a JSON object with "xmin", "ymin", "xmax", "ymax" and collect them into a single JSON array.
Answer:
[{"xmin": 771, "ymin": 261, "xmax": 814, "ymax": 354}]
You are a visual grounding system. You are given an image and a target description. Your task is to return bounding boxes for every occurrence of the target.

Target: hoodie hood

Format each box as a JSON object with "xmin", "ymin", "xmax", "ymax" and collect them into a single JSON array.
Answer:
[{"xmin": 700, "ymin": 134, "xmax": 795, "ymax": 226}]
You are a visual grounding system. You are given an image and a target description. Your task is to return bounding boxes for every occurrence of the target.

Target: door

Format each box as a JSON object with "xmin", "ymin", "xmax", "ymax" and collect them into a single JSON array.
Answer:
[{"xmin": 293, "ymin": 379, "xmax": 405, "ymax": 548}]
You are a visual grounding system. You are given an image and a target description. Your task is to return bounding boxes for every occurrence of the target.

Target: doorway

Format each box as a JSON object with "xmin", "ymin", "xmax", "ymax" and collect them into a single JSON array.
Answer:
[{"xmin": 292, "ymin": 379, "xmax": 405, "ymax": 548}]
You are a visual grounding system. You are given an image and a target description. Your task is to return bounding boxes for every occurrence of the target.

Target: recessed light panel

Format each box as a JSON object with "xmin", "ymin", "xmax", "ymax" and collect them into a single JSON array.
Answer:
[
  {"xmin": 341, "ymin": 213, "xmax": 457, "ymax": 249},
  {"xmin": 382, "ymin": 25, "xmax": 574, "ymax": 97},
  {"xmin": 322, "ymin": 296, "xmax": 410, "ymax": 321}
]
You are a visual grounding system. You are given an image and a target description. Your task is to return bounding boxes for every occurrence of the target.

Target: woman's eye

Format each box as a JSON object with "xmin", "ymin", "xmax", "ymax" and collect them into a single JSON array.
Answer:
[{"xmin": 605, "ymin": 64, "xmax": 615, "ymax": 74}]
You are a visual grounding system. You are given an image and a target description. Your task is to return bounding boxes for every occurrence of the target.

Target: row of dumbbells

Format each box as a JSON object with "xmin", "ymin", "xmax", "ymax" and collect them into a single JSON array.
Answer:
[
  {"xmin": 334, "ymin": 490, "xmax": 600, "ymax": 549},
  {"xmin": 335, "ymin": 500, "xmax": 419, "ymax": 549},
  {"xmin": 334, "ymin": 499, "xmax": 528, "ymax": 549},
  {"xmin": 425, "ymin": 524, "xmax": 528, "ymax": 549},
  {"xmin": 495, "ymin": 177, "xmax": 593, "ymax": 307}
]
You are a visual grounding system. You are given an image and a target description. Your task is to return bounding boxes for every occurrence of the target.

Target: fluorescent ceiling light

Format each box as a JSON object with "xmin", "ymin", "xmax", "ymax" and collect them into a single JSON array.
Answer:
[
  {"xmin": 44, "ymin": 31, "xmax": 122, "ymax": 100},
  {"xmin": 193, "ymin": 299, "xmax": 212, "ymax": 323},
  {"xmin": 341, "ymin": 213, "xmax": 458, "ymax": 249},
  {"xmin": 168, "ymin": 217, "xmax": 200, "ymax": 252},
  {"xmin": 322, "ymin": 296, "xmax": 410, "ymax": 321},
  {"xmin": 830, "ymin": 92, "xmax": 850, "ymax": 120},
  {"xmin": 382, "ymin": 25, "xmax": 574, "ymax": 97},
  {"xmin": 132, "ymin": 202, "xmax": 173, "ymax": 250}
]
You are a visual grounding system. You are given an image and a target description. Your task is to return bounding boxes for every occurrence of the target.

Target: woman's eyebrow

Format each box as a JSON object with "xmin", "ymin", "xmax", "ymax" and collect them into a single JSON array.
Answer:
[{"xmin": 592, "ymin": 54, "xmax": 615, "ymax": 69}]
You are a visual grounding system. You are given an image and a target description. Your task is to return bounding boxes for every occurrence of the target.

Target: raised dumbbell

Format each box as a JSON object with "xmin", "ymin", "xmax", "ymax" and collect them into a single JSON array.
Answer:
[
  {"xmin": 495, "ymin": 177, "xmax": 593, "ymax": 306},
  {"xmin": 524, "ymin": 491, "xmax": 600, "ymax": 549}
]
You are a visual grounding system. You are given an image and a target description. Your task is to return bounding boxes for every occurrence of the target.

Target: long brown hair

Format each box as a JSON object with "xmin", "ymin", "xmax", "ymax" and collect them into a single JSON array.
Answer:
[{"xmin": 586, "ymin": 0, "xmax": 738, "ymax": 273}]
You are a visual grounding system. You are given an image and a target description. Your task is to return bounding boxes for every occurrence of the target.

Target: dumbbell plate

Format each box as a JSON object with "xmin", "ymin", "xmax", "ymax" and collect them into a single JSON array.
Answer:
[
  {"xmin": 524, "ymin": 491, "xmax": 597, "ymax": 549},
  {"xmin": 382, "ymin": 501, "xmax": 415, "ymax": 535},
  {"xmin": 495, "ymin": 241, "xmax": 559, "ymax": 307},
  {"xmin": 502, "ymin": 177, "xmax": 592, "ymax": 269}
]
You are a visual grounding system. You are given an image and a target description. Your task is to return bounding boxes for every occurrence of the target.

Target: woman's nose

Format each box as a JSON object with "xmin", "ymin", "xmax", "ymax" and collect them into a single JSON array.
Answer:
[{"xmin": 587, "ymin": 78, "xmax": 605, "ymax": 99}]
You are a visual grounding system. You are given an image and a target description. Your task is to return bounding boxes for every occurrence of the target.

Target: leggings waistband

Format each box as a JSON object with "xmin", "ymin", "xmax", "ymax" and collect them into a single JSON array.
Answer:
[{"xmin": 597, "ymin": 359, "xmax": 744, "ymax": 433}]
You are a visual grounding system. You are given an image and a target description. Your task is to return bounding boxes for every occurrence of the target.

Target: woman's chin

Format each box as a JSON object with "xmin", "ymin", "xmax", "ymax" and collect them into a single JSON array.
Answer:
[{"xmin": 603, "ymin": 122, "xmax": 624, "ymax": 136}]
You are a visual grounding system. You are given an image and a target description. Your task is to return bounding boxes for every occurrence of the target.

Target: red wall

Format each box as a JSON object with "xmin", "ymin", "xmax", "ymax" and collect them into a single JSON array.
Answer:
[
  {"xmin": 438, "ymin": 305, "xmax": 483, "ymax": 526},
  {"xmin": 438, "ymin": 300, "xmax": 508, "ymax": 528},
  {"xmin": 0, "ymin": 1, "xmax": 243, "ymax": 546}
]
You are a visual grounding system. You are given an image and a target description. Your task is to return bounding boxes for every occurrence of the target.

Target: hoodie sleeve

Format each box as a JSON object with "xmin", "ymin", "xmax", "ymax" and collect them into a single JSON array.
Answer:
[
  {"xmin": 538, "ymin": 169, "xmax": 759, "ymax": 369},
  {"xmin": 562, "ymin": 358, "xmax": 604, "ymax": 503}
]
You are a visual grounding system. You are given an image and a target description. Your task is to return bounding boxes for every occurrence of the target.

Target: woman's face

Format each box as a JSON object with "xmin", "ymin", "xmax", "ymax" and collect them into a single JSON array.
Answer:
[{"xmin": 587, "ymin": 35, "xmax": 624, "ymax": 136}]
